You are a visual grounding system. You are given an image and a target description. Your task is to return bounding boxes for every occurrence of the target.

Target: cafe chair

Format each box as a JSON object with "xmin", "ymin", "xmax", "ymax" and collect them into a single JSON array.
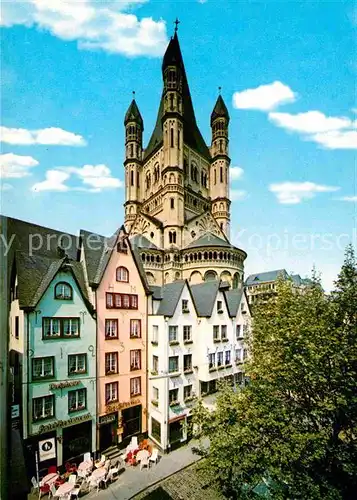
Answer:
[
  {"xmin": 68, "ymin": 474, "xmax": 77, "ymax": 484},
  {"xmin": 38, "ymin": 483, "xmax": 50, "ymax": 500},
  {"xmin": 140, "ymin": 457, "xmax": 149, "ymax": 471},
  {"xmin": 48, "ymin": 484, "xmax": 57, "ymax": 499},
  {"xmin": 83, "ymin": 452, "xmax": 91, "ymax": 462},
  {"xmin": 149, "ymin": 449, "xmax": 159, "ymax": 466},
  {"xmin": 31, "ymin": 477, "xmax": 39, "ymax": 495},
  {"xmin": 48, "ymin": 465, "xmax": 57, "ymax": 474}
]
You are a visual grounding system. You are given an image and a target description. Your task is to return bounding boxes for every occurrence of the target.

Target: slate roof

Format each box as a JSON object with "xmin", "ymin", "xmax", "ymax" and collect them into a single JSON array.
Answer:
[
  {"xmin": 190, "ymin": 280, "xmax": 221, "ymax": 317},
  {"xmin": 185, "ymin": 232, "xmax": 232, "ymax": 249},
  {"xmin": 124, "ymin": 99, "xmax": 143, "ymax": 128},
  {"xmin": 211, "ymin": 94, "xmax": 230, "ymax": 125},
  {"xmin": 15, "ymin": 251, "xmax": 93, "ymax": 312},
  {"xmin": 156, "ymin": 281, "xmax": 186, "ymax": 316},
  {"xmin": 2, "ymin": 215, "xmax": 79, "ymax": 284},
  {"xmin": 149, "ymin": 286, "xmax": 163, "ymax": 300},
  {"xmin": 144, "ymin": 33, "xmax": 211, "ymax": 161},
  {"xmin": 225, "ymin": 288, "xmax": 244, "ymax": 317},
  {"xmin": 130, "ymin": 234, "xmax": 160, "ymax": 250},
  {"xmin": 80, "ymin": 229, "xmax": 107, "ymax": 286},
  {"xmin": 245, "ymin": 269, "xmax": 288, "ymax": 285}
]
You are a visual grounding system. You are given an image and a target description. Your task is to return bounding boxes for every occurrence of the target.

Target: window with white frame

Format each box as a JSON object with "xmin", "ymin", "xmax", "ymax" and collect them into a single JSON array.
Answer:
[
  {"xmin": 243, "ymin": 348, "xmax": 248, "ymax": 360},
  {"xmin": 221, "ymin": 325, "xmax": 227, "ymax": 340},
  {"xmin": 105, "ymin": 352, "xmax": 118, "ymax": 374},
  {"xmin": 33, "ymin": 395, "xmax": 54, "ymax": 421},
  {"xmin": 105, "ymin": 382, "xmax": 118, "ymax": 404},
  {"xmin": 116, "ymin": 266, "xmax": 129, "ymax": 282},
  {"xmin": 152, "ymin": 355, "xmax": 159, "ymax": 374},
  {"xmin": 169, "ymin": 388, "xmax": 179, "ymax": 404},
  {"xmin": 209, "ymin": 353, "xmax": 215, "ymax": 369},
  {"xmin": 130, "ymin": 350, "xmax": 141, "ymax": 371},
  {"xmin": 169, "ymin": 325, "xmax": 178, "ymax": 343},
  {"xmin": 236, "ymin": 324, "xmax": 242, "ymax": 339},
  {"xmin": 183, "ymin": 325, "xmax": 192, "ymax": 342},
  {"xmin": 184, "ymin": 354, "xmax": 192, "ymax": 372},
  {"xmin": 153, "ymin": 387, "xmax": 159, "ymax": 402},
  {"xmin": 105, "ymin": 319, "xmax": 118, "ymax": 339},
  {"xmin": 63, "ymin": 319, "xmax": 80, "ymax": 337},
  {"xmin": 130, "ymin": 319, "xmax": 141, "ymax": 338},
  {"xmin": 130, "ymin": 377, "xmax": 141, "ymax": 396},
  {"xmin": 68, "ymin": 388, "xmax": 86, "ymax": 412},
  {"xmin": 43, "ymin": 317, "xmax": 80, "ymax": 338},
  {"xmin": 235, "ymin": 348, "xmax": 242, "ymax": 362},
  {"xmin": 152, "ymin": 325, "xmax": 159, "ymax": 344},
  {"xmin": 169, "ymin": 356, "xmax": 179, "ymax": 373},
  {"xmin": 213, "ymin": 325, "xmax": 220, "ymax": 341},
  {"xmin": 217, "ymin": 351, "xmax": 223, "ymax": 366},
  {"xmin": 32, "ymin": 357, "xmax": 54, "ymax": 379},
  {"xmin": 182, "ymin": 299, "xmax": 189, "ymax": 312},
  {"xmin": 225, "ymin": 350, "xmax": 231, "ymax": 365},
  {"xmin": 54, "ymin": 282, "xmax": 73, "ymax": 300},
  {"xmin": 184, "ymin": 385, "xmax": 192, "ymax": 400},
  {"xmin": 68, "ymin": 354, "xmax": 86, "ymax": 375}
]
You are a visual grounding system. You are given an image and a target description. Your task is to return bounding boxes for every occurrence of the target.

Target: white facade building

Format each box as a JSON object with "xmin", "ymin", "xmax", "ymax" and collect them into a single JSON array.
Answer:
[{"xmin": 147, "ymin": 280, "xmax": 251, "ymax": 451}]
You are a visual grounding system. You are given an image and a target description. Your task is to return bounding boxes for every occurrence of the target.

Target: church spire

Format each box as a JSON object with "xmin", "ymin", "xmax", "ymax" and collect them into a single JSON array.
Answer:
[
  {"xmin": 211, "ymin": 93, "xmax": 230, "ymax": 126},
  {"xmin": 124, "ymin": 95, "xmax": 143, "ymax": 128}
]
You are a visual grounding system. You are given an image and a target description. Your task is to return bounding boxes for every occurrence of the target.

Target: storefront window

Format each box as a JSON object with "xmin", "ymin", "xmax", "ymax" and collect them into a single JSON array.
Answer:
[{"xmin": 151, "ymin": 418, "xmax": 161, "ymax": 443}]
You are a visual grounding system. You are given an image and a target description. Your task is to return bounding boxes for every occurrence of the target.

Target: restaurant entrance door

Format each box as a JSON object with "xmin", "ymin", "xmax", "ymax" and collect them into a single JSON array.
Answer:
[
  {"xmin": 99, "ymin": 413, "xmax": 117, "ymax": 451},
  {"xmin": 62, "ymin": 421, "xmax": 92, "ymax": 463},
  {"xmin": 122, "ymin": 405, "xmax": 141, "ymax": 439}
]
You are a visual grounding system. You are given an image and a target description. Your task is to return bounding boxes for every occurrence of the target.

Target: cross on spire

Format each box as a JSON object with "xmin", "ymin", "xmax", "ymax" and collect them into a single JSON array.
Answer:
[
  {"xmin": 132, "ymin": 90, "xmax": 136, "ymax": 99},
  {"xmin": 218, "ymin": 86, "xmax": 222, "ymax": 95},
  {"xmin": 174, "ymin": 18, "xmax": 180, "ymax": 33}
]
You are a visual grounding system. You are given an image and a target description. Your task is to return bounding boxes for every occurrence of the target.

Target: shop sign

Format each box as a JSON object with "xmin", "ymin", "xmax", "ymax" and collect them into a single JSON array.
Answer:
[
  {"xmin": 38, "ymin": 413, "xmax": 92, "ymax": 434},
  {"xmin": 38, "ymin": 437, "xmax": 56, "ymax": 462},
  {"xmin": 11, "ymin": 404, "xmax": 20, "ymax": 419},
  {"xmin": 105, "ymin": 399, "xmax": 141, "ymax": 414},
  {"xmin": 49, "ymin": 380, "xmax": 80, "ymax": 390},
  {"xmin": 98, "ymin": 413, "xmax": 116, "ymax": 426}
]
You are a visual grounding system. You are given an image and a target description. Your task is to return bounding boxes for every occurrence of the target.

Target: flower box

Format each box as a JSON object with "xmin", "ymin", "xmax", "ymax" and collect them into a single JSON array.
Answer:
[
  {"xmin": 151, "ymin": 370, "xmax": 158, "ymax": 376},
  {"xmin": 169, "ymin": 400, "xmax": 179, "ymax": 407},
  {"xmin": 169, "ymin": 341, "xmax": 179, "ymax": 346},
  {"xmin": 183, "ymin": 340, "xmax": 193, "ymax": 344},
  {"xmin": 151, "ymin": 400, "xmax": 158, "ymax": 407},
  {"xmin": 184, "ymin": 369, "xmax": 193, "ymax": 375}
]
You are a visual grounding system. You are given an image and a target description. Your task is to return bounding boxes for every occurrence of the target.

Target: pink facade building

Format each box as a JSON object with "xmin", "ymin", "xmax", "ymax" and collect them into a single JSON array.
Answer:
[{"xmin": 81, "ymin": 228, "xmax": 148, "ymax": 451}]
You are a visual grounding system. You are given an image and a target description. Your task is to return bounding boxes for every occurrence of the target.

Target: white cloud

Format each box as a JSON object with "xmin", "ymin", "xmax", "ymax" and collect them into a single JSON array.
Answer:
[
  {"xmin": 1, "ymin": 0, "xmax": 168, "ymax": 57},
  {"xmin": 0, "ymin": 183, "xmax": 13, "ymax": 191},
  {"xmin": 230, "ymin": 166, "xmax": 244, "ymax": 181},
  {"xmin": 0, "ymin": 153, "xmax": 39, "ymax": 178},
  {"xmin": 230, "ymin": 189, "xmax": 247, "ymax": 201},
  {"xmin": 32, "ymin": 170, "xmax": 70, "ymax": 192},
  {"xmin": 269, "ymin": 181, "xmax": 340, "ymax": 205},
  {"xmin": 268, "ymin": 111, "xmax": 357, "ymax": 150},
  {"xmin": 59, "ymin": 163, "xmax": 123, "ymax": 190},
  {"xmin": 232, "ymin": 81, "xmax": 296, "ymax": 111},
  {"xmin": 339, "ymin": 195, "xmax": 357, "ymax": 202},
  {"xmin": 311, "ymin": 130, "xmax": 357, "ymax": 150},
  {"xmin": 0, "ymin": 126, "xmax": 86, "ymax": 146},
  {"xmin": 268, "ymin": 111, "xmax": 352, "ymax": 134}
]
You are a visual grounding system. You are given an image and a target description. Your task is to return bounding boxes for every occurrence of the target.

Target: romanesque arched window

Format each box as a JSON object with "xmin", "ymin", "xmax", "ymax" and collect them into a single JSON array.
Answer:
[{"xmin": 169, "ymin": 231, "xmax": 177, "ymax": 244}]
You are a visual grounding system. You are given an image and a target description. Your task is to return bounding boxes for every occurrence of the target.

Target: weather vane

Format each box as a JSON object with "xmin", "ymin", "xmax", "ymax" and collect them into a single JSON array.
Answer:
[
  {"xmin": 218, "ymin": 86, "xmax": 222, "ymax": 95},
  {"xmin": 174, "ymin": 18, "xmax": 180, "ymax": 33},
  {"xmin": 132, "ymin": 90, "xmax": 136, "ymax": 99}
]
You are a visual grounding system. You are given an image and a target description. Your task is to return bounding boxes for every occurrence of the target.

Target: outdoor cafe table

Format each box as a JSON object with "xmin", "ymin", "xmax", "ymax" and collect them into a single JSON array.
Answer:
[
  {"xmin": 78, "ymin": 459, "xmax": 92, "ymax": 472},
  {"xmin": 90, "ymin": 467, "xmax": 107, "ymax": 481},
  {"xmin": 136, "ymin": 449, "xmax": 150, "ymax": 463},
  {"xmin": 54, "ymin": 483, "xmax": 74, "ymax": 497},
  {"xmin": 40, "ymin": 473, "xmax": 58, "ymax": 486}
]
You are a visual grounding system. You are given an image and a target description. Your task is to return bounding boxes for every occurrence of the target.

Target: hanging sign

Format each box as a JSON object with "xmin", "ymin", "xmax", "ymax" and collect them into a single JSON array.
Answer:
[{"xmin": 38, "ymin": 437, "xmax": 56, "ymax": 462}]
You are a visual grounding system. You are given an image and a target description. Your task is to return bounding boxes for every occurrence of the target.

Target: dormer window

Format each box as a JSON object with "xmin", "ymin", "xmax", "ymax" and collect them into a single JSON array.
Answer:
[
  {"xmin": 55, "ymin": 282, "xmax": 72, "ymax": 300},
  {"xmin": 116, "ymin": 266, "xmax": 129, "ymax": 282}
]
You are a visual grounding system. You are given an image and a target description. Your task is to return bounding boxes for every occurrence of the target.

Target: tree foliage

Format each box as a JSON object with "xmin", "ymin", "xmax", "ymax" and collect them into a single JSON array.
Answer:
[{"xmin": 191, "ymin": 245, "xmax": 357, "ymax": 499}]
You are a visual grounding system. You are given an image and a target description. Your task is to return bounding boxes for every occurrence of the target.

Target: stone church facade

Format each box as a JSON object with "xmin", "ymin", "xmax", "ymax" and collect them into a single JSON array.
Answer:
[{"xmin": 123, "ymin": 31, "xmax": 246, "ymax": 288}]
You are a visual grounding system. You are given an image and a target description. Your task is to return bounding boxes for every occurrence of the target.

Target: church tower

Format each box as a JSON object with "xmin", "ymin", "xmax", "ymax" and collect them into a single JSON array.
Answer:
[
  {"xmin": 124, "ymin": 96, "xmax": 143, "ymax": 231},
  {"xmin": 210, "ymin": 93, "xmax": 231, "ymax": 238},
  {"xmin": 125, "ymin": 24, "xmax": 247, "ymax": 288}
]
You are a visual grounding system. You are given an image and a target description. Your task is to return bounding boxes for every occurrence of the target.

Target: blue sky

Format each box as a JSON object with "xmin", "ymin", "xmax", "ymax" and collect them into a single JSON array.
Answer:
[{"xmin": 1, "ymin": 0, "xmax": 356, "ymax": 290}]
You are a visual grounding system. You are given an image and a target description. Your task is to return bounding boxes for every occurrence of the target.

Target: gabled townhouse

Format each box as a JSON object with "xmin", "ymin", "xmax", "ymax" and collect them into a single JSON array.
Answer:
[
  {"xmin": 8, "ymin": 251, "xmax": 96, "ymax": 479},
  {"xmin": 147, "ymin": 280, "xmax": 251, "ymax": 452},
  {"xmin": 80, "ymin": 227, "xmax": 149, "ymax": 452}
]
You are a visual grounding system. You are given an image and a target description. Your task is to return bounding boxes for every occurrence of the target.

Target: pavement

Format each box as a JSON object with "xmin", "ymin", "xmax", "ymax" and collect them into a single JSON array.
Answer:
[{"xmin": 29, "ymin": 439, "xmax": 208, "ymax": 500}]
